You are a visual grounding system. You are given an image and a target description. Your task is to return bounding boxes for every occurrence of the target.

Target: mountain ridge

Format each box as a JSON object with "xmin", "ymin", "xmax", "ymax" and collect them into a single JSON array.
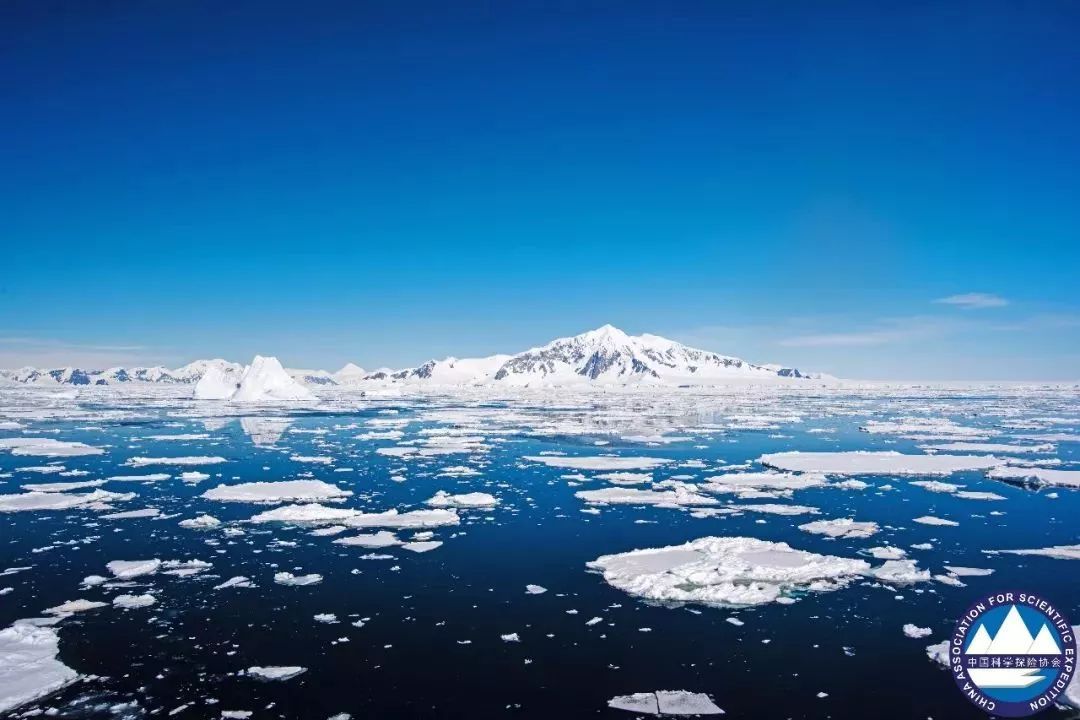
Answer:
[{"xmin": 0, "ymin": 325, "xmax": 831, "ymax": 387}]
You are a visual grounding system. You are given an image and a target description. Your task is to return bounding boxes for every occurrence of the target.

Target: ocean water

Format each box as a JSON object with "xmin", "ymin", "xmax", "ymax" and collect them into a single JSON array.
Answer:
[{"xmin": 1, "ymin": 385, "xmax": 1077, "ymax": 718}]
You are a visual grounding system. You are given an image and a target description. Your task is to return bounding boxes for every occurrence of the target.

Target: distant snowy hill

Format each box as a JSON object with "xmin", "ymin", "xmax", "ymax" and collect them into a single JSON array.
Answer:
[
  {"xmin": 358, "ymin": 325, "xmax": 826, "ymax": 386},
  {"xmin": 0, "ymin": 324, "xmax": 830, "ymax": 388}
]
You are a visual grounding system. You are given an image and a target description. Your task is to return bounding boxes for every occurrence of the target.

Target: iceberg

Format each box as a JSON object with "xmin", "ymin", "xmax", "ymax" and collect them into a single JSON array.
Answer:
[{"xmin": 230, "ymin": 356, "xmax": 316, "ymax": 403}]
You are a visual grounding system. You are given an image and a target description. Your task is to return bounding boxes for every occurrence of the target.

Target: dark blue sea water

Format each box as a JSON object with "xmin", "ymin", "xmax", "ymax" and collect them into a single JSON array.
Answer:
[{"xmin": 1, "ymin": 387, "xmax": 1077, "ymax": 718}]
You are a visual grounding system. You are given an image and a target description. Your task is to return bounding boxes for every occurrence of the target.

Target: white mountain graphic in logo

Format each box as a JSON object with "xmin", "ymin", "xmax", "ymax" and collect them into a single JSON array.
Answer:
[{"xmin": 966, "ymin": 605, "xmax": 1062, "ymax": 689}]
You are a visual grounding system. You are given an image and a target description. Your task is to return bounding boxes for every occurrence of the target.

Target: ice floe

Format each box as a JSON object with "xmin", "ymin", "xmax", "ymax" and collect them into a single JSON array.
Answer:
[
  {"xmin": 986, "ymin": 544, "xmax": 1080, "ymax": 561},
  {"xmin": 607, "ymin": 690, "xmax": 723, "ymax": 715},
  {"xmin": 113, "ymin": 594, "xmax": 156, "ymax": 609},
  {"xmin": 0, "ymin": 622, "xmax": 78, "ymax": 714},
  {"xmin": 576, "ymin": 486, "xmax": 718, "ymax": 507},
  {"xmin": 106, "ymin": 559, "xmax": 161, "ymax": 579},
  {"xmin": 759, "ymin": 451, "xmax": 1001, "ymax": 476},
  {"xmin": 125, "ymin": 456, "xmax": 226, "ymax": 467},
  {"xmin": 522, "ymin": 455, "xmax": 671, "ymax": 471},
  {"xmin": 0, "ymin": 438, "xmax": 104, "ymax": 457},
  {"xmin": 587, "ymin": 536, "xmax": 916, "ymax": 607},
  {"xmin": 798, "ymin": 518, "xmax": 879, "ymax": 539},
  {"xmin": 425, "ymin": 491, "xmax": 498, "ymax": 508},
  {"xmin": 988, "ymin": 466, "xmax": 1080, "ymax": 488},
  {"xmin": 0, "ymin": 489, "xmax": 135, "ymax": 513},
  {"xmin": 203, "ymin": 480, "xmax": 351, "ymax": 504},
  {"xmin": 273, "ymin": 572, "xmax": 322, "ymax": 586},
  {"xmin": 244, "ymin": 665, "xmax": 307, "ymax": 681}
]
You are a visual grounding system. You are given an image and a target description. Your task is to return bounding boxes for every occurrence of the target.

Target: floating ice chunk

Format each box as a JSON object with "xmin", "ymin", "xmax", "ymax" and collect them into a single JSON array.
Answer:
[
  {"xmin": 798, "ymin": 518, "xmax": 879, "ymax": 539},
  {"xmin": 342, "ymin": 508, "xmax": 460, "ymax": 529},
  {"xmin": 290, "ymin": 455, "xmax": 333, "ymax": 464},
  {"xmin": 988, "ymin": 466, "xmax": 1080, "ymax": 488},
  {"xmin": 0, "ymin": 622, "xmax": 79, "ymax": 714},
  {"xmin": 595, "ymin": 472, "xmax": 653, "ymax": 485},
  {"xmin": 725, "ymin": 617, "xmax": 744, "ymax": 626},
  {"xmin": 113, "ymin": 594, "xmax": 156, "ymax": 609},
  {"xmin": 425, "ymin": 491, "xmax": 498, "ymax": 508},
  {"xmin": 179, "ymin": 515, "xmax": 221, "ymax": 529},
  {"xmin": 214, "ymin": 576, "xmax": 255, "ymax": 590},
  {"xmin": 911, "ymin": 480, "xmax": 963, "ymax": 494},
  {"xmin": 955, "ymin": 491, "xmax": 1005, "ymax": 501},
  {"xmin": 125, "ymin": 456, "xmax": 226, "ymax": 467},
  {"xmin": 231, "ymin": 356, "xmax": 316, "ymax": 403},
  {"xmin": 249, "ymin": 503, "xmax": 361, "ymax": 525},
  {"xmin": 576, "ymin": 486, "xmax": 718, "ymax": 507},
  {"xmin": 101, "ymin": 508, "xmax": 161, "ymax": 520},
  {"xmin": 22, "ymin": 479, "xmax": 105, "ymax": 493},
  {"xmin": 657, "ymin": 691, "xmax": 724, "ymax": 716},
  {"xmin": 500, "ymin": 633, "xmax": 520, "ymax": 642},
  {"xmin": 314, "ymin": 614, "xmax": 338, "ymax": 624},
  {"xmin": 912, "ymin": 516, "xmax": 959, "ymax": 527},
  {"xmin": 333, "ymin": 532, "xmax": 400, "ymax": 548},
  {"xmin": 180, "ymin": 471, "xmax": 210, "ymax": 482},
  {"xmin": 0, "ymin": 489, "xmax": 134, "ymax": 513},
  {"xmin": 525, "ymin": 585, "xmax": 547, "ymax": 595},
  {"xmin": 245, "ymin": 665, "xmax": 307, "ymax": 681},
  {"xmin": 45, "ymin": 599, "xmax": 108, "ymax": 615},
  {"xmin": 587, "ymin": 536, "xmax": 872, "ymax": 607},
  {"xmin": 942, "ymin": 565, "xmax": 994, "ymax": 576},
  {"xmin": 107, "ymin": 473, "xmax": 171, "ymax": 482},
  {"xmin": 923, "ymin": 442, "xmax": 1055, "ymax": 454},
  {"xmin": 203, "ymin": 480, "xmax": 351, "ymax": 504},
  {"xmin": 221, "ymin": 712, "xmax": 252, "ymax": 719},
  {"xmin": 194, "ymin": 366, "xmax": 240, "ymax": 400},
  {"xmin": 869, "ymin": 560, "xmax": 931, "ymax": 584},
  {"xmin": 0, "ymin": 438, "xmax": 103, "ymax": 457},
  {"xmin": 402, "ymin": 541, "xmax": 443, "ymax": 553},
  {"xmin": 860, "ymin": 418, "xmax": 986, "ymax": 439},
  {"xmin": 607, "ymin": 691, "xmax": 723, "ymax": 715},
  {"xmin": 702, "ymin": 471, "xmax": 826, "ymax": 493},
  {"xmin": 523, "ymin": 455, "xmax": 671, "ymax": 471},
  {"xmin": 903, "ymin": 624, "xmax": 932, "ymax": 638},
  {"xmin": 734, "ymin": 504, "xmax": 819, "ymax": 516},
  {"xmin": 987, "ymin": 544, "xmax": 1080, "ymax": 561},
  {"xmin": 106, "ymin": 559, "xmax": 161, "ymax": 579},
  {"xmin": 759, "ymin": 451, "xmax": 1001, "ymax": 476},
  {"xmin": 273, "ymin": 572, "xmax": 322, "ymax": 586},
  {"xmin": 867, "ymin": 546, "xmax": 906, "ymax": 560}
]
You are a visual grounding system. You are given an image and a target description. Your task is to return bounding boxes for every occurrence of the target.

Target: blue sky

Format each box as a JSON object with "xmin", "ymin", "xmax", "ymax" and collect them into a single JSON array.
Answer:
[{"xmin": 2, "ymin": 1, "xmax": 1078, "ymax": 379}]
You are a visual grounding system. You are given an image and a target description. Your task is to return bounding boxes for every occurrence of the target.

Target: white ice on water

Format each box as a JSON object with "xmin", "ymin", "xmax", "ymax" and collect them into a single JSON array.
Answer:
[
  {"xmin": 760, "ymin": 451, "xmax": 1002, "ymax": 476},
  {"xmin": 202, "ymin": 480, "xmax": 351, "ymax": 503},
  {"xmin": 0, "ymin": 622, "xmax": 79, "ymax": 715}
]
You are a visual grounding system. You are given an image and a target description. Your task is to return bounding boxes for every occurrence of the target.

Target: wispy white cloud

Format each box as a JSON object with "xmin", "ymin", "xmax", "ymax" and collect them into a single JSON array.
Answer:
[
  {"xmin": 934, "ymin": 292, "xmax": 1009, "ymax": 310},
  {"xmin": 0, "ymin": 336, "xmax": 170, "ymax": 370}
]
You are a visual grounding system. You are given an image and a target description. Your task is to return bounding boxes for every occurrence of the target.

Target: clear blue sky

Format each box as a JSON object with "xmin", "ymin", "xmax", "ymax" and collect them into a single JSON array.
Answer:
[{"xmin": 2, "ymin": 1, "xmax": 1078, "ymax": 379}]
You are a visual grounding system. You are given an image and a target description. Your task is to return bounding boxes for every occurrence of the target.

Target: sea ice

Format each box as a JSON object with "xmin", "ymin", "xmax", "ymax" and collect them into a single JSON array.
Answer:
[
  {"xmin": 425, "ymin": 491, "xmax": 498, "ymax": 508},
  {"xmin": 0, "ymin": 622, "xmax": 78, "ymax": 714},
  {"xmin": 759, "ymin": 451, "xmax": 1001, "ymax": 476},
  {"xmin": 179, "ymin": 515, "xmax": 221, "ymax": 529},
  {"xmin": 125, "ymin": 456, "xmax": 226, "ymax": 467},
  {"xmin": 523, "ymin": 455, "xmax": 671, "ymax": 471},
  {"xmin": 587, "ymin": 536, "xmax": 873, "ymax": 607},
  {"xmin": 245, "ymin": 665, "xmax": 307, "ymax": 681},
  {"xmin": 46, "ymin": 599, "xmax": 108, "ymax": 615},
  {"xmin": 903, "ymin": 624, "xmax": 932, "ymax": 638},
  {"xmin": 988, "ymin": 466, "xmax": 1080, "ymax": 488},
  {"xmin": 113, "ymin": 594, "xmax": 156, "ymax": 609},
  {"xmin": 0, "ymin": 438, "xmax": 104, "ymax": 457},
  {"xmin": 575, "ymin": 486, "xmax": 718, "ymax": 507},
  {"xmin": 912, "ymin": 516, "xmax": 959, "ymax": 527},
  {"xmin": 333, "ymin": 531, "xmax": 401, "ymax": 548},
  {"xmin": 230, "ymin": 356, "xmax": 316, "ymax": 403},
  {"xmin": 987, "ymin": 544, "xmax": 1080, "ymax": 561},
  {"xmin": 106, "ymin": 559, "xmax": 162, "ymax": 579},
  {"xmin": 798, "ymin": 518, "xmax": 879, "ymax": 539},
  {"xmin": 203, "ymin": 480, "xmax": 351, "ymax": 503},
  {"xmin": 607, "ymin": 690, "xmax": 723, "ymax": 715},
  {"xmin": 273, "ymin": 572, "xmax": 323, "ymax": 586}
]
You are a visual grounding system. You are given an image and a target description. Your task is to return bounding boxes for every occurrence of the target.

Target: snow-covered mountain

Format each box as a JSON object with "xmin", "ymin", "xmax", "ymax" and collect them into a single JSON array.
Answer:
[
  {"xmin": 357, "ymin": 325, "xmax": 826, "ymax": 386},
  {"xmin": 0, "ymin": 325, "xmax": 829, "ymax": 388}
]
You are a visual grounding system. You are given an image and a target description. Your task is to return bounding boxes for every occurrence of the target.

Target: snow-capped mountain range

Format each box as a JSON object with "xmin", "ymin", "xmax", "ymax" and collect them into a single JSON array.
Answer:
[{"xmin": 0, "ymin": 325, "xmax": 832, "ymax": 388}]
